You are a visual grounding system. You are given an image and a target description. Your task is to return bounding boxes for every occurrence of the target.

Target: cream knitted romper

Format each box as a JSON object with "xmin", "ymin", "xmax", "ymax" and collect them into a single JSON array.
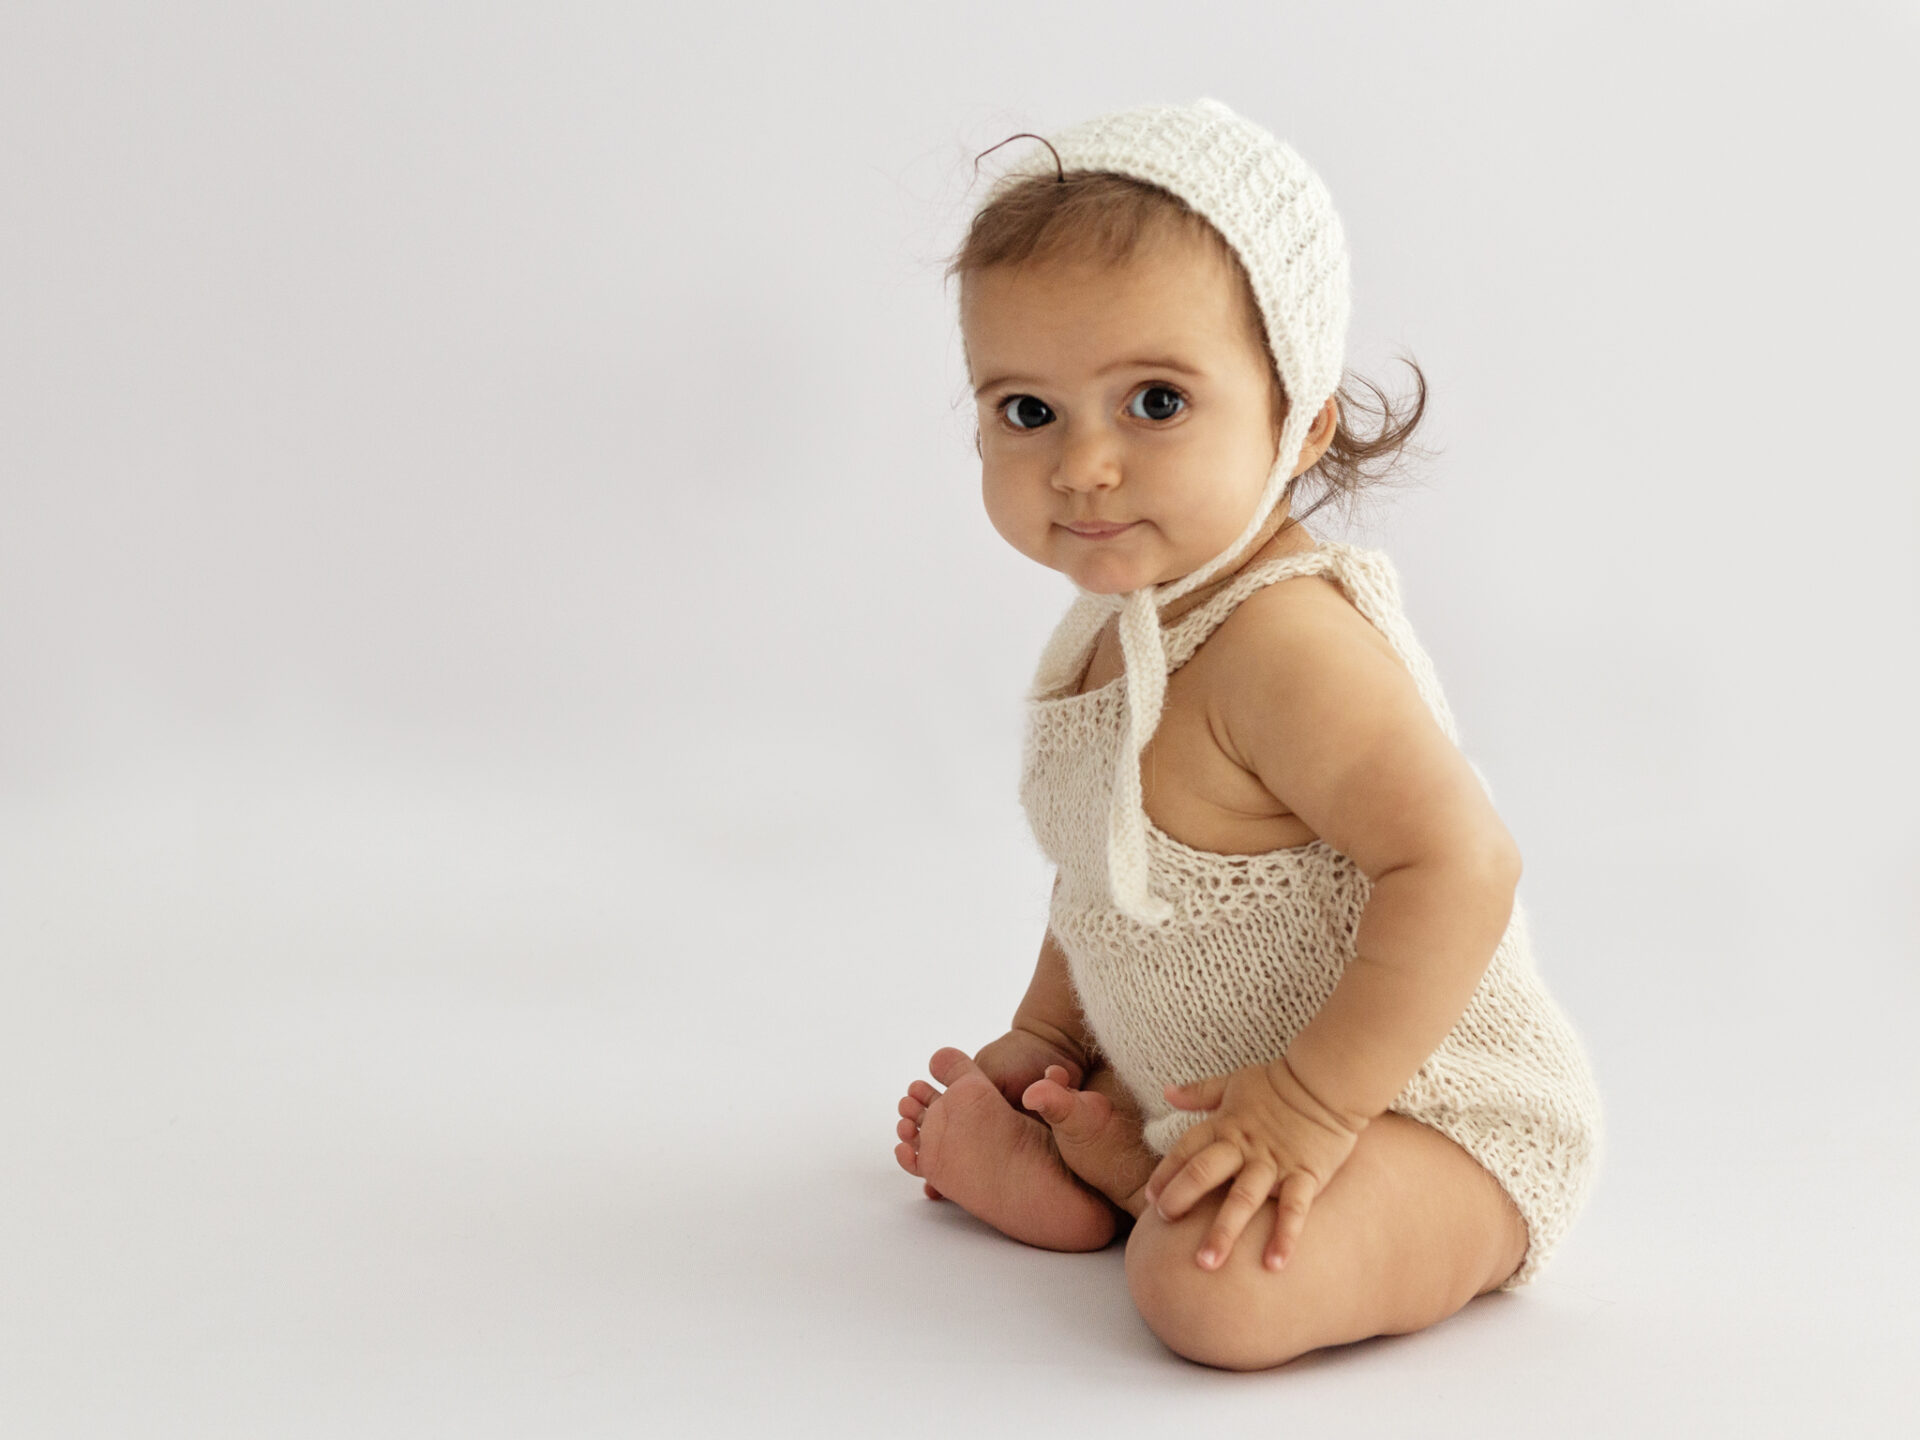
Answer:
[{"xmin": 1020, "ymin": 540, "xmax": 1605, "ymax": 1290}]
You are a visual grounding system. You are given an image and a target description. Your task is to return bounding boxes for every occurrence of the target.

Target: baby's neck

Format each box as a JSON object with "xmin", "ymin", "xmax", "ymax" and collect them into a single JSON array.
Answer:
[{"xmin": 1156, "ymin": 516, "xmax": 1316, "ymax": 627}]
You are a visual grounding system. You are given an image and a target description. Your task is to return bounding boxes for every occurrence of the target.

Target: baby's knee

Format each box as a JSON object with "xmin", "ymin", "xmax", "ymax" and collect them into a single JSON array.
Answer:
[{"xmin": 1122, "ymin": 1202, "xmax": 1320, "ymax": 1371}]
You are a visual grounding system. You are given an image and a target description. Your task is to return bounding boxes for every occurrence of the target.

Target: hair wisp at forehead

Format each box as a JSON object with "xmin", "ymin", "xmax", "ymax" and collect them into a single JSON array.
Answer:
[{"xmin": 949, "ymin": 169, "xmax": 1225, "ymax": 279}]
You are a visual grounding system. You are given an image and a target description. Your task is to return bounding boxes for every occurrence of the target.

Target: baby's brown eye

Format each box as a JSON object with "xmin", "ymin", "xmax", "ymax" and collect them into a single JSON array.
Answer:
[
  {"xmin": 1002, "ymin": 395, "xmax": 1054, "ymax": 430},
  {"xmin": 1128, "ymin": 385, "xmax": 1186, "ymax": 422}
]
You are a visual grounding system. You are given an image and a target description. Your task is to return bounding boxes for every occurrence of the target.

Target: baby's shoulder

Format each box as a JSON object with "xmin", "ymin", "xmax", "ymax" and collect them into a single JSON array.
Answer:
[
  {"xmin": 1197, "ymin": 559, "xmax": 1456, "ymax": 815},
  {"xmin": 1197, "ymin": 560, "xmax": 1405, "ymax": 697},
  {"xmin": 1214, "ymin": 562, "xmax": 1385, "ymax": 653}
]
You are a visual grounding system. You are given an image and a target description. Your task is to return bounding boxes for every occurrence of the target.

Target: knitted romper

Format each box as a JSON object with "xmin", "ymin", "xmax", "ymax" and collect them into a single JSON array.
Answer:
[{"xmin": 1020, "ymin": 540, "xmax": 1604, "ymax": 1290}]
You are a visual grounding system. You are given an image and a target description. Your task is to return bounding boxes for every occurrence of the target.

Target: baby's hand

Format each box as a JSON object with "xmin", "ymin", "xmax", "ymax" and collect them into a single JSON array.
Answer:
[
  {"xmin": 1142, "ymin": 1055, "xmax": 1366, "ymax": 1273},
  {"xmin": 973, "ymin": 1028, "xmax": 1086, "ymax": 1111}
]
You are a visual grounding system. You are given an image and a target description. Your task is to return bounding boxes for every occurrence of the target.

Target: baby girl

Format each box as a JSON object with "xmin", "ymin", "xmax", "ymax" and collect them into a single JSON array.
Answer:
[{"xmin": 891, "ymin": 99, "xmax": 1603, "ymax": 1371}]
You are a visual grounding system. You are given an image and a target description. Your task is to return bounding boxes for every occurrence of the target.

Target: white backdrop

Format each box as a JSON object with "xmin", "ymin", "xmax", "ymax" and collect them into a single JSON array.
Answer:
[{"xmin": 3, "ymin": 3, "xmax": 1916, "ymax": 1435}]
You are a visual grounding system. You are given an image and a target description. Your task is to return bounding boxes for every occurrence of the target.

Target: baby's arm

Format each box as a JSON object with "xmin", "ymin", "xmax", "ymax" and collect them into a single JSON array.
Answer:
[
  {"xmin": 1278, "ymin": 845, "xmax": 1517, "ymax": 1128},
  {"xmin": 1232, "ymin": 595, "xmax": 1521, "ymax": 1131},
  {"xmin": 1144, "ymin": 581, "xmax": 1522, "ymax": 1268}
]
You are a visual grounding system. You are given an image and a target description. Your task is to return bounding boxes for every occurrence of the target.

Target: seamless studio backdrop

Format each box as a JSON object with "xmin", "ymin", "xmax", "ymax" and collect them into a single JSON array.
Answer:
[{"xmin": 2, "ymin": 3, "xmax": 1916, "ymax": 1436}]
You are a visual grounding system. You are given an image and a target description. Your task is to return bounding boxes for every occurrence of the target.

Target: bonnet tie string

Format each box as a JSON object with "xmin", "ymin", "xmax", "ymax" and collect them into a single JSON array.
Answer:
[{"xmin": 1109, "ymin": 588, "xmax": 1176, "ymax": 924}]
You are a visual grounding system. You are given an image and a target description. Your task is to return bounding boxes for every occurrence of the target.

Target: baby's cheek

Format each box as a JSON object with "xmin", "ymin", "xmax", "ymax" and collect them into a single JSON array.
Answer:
[
  {"xmin": 983, "ymin": 503, "xmax": 1041, "ymax": 558},
  {"xmin": 981, "ymin": 481, "xmax": 1049, "ymax": 553}
]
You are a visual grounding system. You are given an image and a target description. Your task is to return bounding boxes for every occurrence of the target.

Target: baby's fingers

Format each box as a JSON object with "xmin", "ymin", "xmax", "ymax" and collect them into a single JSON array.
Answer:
[
  {"xmin": 1143, "ymin": 1117, "xmax": 1220, "ymax": 1208},
  {"xmin": 1151, "ymin": 1138, "xmax": 1244, "ymax": 1221},
  {"xmin": 1263, "ymin": 1169, "xmax": 1321, "ymax": 1271},
  {"xmin": 1195, "ymin": 1160, "xmax": 1277, "ymax": 1270}
]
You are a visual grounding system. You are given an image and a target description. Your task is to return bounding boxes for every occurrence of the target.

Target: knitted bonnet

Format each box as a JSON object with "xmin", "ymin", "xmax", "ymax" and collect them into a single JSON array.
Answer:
[{"xmin": 975, "ymin": 97, "xmax": 1352, "ymax": 924}]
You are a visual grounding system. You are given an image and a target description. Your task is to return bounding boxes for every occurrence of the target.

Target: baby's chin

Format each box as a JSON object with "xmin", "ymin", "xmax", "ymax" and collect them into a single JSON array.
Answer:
[
  {"xmin": 1051, "ymin": 546, "xmax": 1194, "ymax": 597},
  {"xmin": 1054, "ymin": 562, "xmax": 1156, "ymax": 596}
]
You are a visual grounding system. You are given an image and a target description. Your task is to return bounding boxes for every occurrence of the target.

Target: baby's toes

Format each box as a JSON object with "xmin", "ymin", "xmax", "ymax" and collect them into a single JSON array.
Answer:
[
  {"xmin": 928, "ymin": 1047, "xmax": 975, "ymax": 1086},
  {"xmin": 896, "ymin": 1115, "xmax": 919, "ymax": 1144},
  {"xmin": 894, "ymin": 1139, "xmax": 922, "ymax": 1177},
  {"xmin": 898, "ymin": 1092, "xmax": 927, "ymax": 1124},
  {"xmin": 907, "ymin": 1079, "xmax": 938, "ymax": 1107}
]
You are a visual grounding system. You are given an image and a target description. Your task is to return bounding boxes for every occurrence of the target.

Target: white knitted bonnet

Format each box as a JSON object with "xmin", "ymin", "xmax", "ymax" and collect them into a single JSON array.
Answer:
[{"xmin": 975, "ymin": 97, "xmax": 1352, "ymax": 924}]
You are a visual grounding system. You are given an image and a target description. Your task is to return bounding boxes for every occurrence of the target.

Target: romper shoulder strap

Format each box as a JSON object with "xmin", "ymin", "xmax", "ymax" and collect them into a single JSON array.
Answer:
[{"xmin": 1161, "ymin": 542, "xmax": 1462, "ymax": 745}]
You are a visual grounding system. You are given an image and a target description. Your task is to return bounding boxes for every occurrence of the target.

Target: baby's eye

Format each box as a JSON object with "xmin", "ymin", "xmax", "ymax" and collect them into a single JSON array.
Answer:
[
  {"xmin": 1000, "ymin": 395, "xmax": 1055, "ymax": 430},
  {"xmin": 1128, "ymin": 385, "xmax": 1187, "ymax": 422}
]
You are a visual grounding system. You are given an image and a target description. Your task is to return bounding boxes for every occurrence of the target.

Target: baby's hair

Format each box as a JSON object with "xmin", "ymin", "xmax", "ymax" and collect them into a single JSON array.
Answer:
[
  {"xmin": 948, "ymin": 164, "xmax": 1432, "ymax": 529},
  {"xmin": 972, "ymin": 131, "xmax": 1066, "ymax": 183}
]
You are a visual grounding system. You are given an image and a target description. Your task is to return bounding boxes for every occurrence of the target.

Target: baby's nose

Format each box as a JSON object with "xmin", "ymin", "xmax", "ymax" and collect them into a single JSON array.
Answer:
[{"xmin": 1052, "ymin": 425, "xmax": 1122, "ymax": 491}]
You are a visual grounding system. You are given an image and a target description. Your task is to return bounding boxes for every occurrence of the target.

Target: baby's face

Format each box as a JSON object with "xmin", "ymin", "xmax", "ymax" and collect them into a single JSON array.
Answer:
[{"xmin": 961, "ymin": 230, "xmax": 1281, "ymax": 595}]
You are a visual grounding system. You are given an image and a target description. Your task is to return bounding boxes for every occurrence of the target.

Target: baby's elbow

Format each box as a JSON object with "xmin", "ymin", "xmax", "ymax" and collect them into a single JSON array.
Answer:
[
  {"xmin": 1486, "ymin": 832, "xmax": 1523, "ymax": 888},
  {"xmin": 1446, "ymin": 828, "xmax": 1522, "ymax": 897}
]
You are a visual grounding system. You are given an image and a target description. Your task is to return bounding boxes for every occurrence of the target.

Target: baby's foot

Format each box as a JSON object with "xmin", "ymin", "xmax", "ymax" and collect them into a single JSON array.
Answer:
[
  {"xmin": 1022, "ymin": 1065, "xmax": 1157, "ymax": 1217},
  {"xmin": 894, "ymin": 1047, "xmax": 1117, "ymax": 1252}
]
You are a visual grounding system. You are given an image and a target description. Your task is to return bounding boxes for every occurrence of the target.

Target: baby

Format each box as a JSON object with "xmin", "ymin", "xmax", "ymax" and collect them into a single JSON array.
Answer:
[{"xmin": 892, "ymin": 99, "xmax": 1603, "ymax": 1371}]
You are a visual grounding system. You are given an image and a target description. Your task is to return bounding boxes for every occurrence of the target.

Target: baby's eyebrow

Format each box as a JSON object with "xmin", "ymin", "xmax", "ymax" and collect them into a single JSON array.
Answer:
[{"xmin": 973, "ymin": 356, "xmax": 1206, "ymax": 397}]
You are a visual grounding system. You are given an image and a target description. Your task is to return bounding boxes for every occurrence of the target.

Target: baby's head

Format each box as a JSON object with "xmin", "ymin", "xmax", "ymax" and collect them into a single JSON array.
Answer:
[{"xmin": 948, "ymin": 100, "xmax": 1426, "ymax": 601}]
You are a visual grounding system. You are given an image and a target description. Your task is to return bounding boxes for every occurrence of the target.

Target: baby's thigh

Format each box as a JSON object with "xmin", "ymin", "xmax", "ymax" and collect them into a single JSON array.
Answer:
[{"xmin": 1123, "ymin": 1112, "xmax": 1527, "ymax": 1371}]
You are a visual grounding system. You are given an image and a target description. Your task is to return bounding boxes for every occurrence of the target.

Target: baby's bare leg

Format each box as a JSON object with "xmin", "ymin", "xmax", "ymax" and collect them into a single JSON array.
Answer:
[
  {"xmin": 1023, "ymin": 1062, "xmax": 1158, "ymax": 1219},
  {"xmin": 1123, "ymin": 1113, "xmax": 1530, "ymax": 1370}
]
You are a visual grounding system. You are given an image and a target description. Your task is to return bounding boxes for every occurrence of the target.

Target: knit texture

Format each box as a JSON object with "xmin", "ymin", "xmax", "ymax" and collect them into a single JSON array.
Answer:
[
  {"xmin": 979, "ymin": 97, "xmax": 1350, "ymax": 924},
  {"xmin": 1019, "ymin": 542, "xmax": 1605, "ymax": 1290}
]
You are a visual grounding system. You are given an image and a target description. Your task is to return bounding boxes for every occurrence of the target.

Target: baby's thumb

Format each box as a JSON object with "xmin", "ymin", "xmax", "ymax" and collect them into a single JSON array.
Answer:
[
  {"xmin": 1164, "ymin": 1074, "xmax": 1226, "ymax": 1111},
  {"xmin": 1021, "ymin": 1077, "xmax": 1072, "ymax": 1125}
]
